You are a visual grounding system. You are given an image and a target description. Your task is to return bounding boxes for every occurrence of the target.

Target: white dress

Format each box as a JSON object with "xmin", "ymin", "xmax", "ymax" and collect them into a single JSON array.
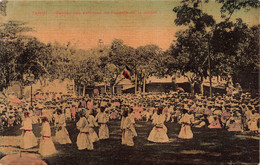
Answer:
[
  {"xmin": 96, "ymin": 112, "xmax": 109, "ymax": 139},
  {"xmin": 121, "ymin": 116, "xmax": 134, "ymax": 146},
  {"xmin": 76, "ymin": 117, "xmax": 93, "ymax": 150},
  {"xmin": 20, "ymin": 117, "xmax": 38, "ymax": 149},
  {"xmin": 148, "ymin": 114, "xmax": 169, "ymax": 143},
  {"xmin": 178, "ymin": 113, "xmax": 194, "ymax": 139},
  {"xmin": 39, "ymin": 122, "xmax": 57, "ymax": 156},
  {"xmin": 129, "ymin": 113, "xmax": 137, "ymax": 136},
  {"xmin": 88, "ymin": 115, "xmax": 99, "ymax": 143},
  {"xmin": 55, "ymin": 114, "xmax": 72, "ymax": 144},
  {"xmin": 248, "ymin": 113, "xmax": 259, "ymax": 131},
  {"xmin": 65, "ymin": 107, "xmax": 71, "ymax": 120}
]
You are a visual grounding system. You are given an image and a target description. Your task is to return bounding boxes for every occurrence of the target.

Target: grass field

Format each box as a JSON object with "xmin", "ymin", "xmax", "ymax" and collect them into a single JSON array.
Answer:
[{"xmin": 0, "ymin": 120, "xmax": 259, "ymax": 165}]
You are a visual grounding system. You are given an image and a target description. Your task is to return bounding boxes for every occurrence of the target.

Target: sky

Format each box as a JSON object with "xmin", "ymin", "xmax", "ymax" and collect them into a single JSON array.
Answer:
[{"xmin": 1, "ymin": 0, "xmax": 259, "ymax": 50}]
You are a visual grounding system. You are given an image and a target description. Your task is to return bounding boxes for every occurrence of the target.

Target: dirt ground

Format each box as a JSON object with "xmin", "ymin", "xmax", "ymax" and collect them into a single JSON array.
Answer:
[{"xmin": 0, "ymin": 120, "xmax": 259, "ymax": 165}]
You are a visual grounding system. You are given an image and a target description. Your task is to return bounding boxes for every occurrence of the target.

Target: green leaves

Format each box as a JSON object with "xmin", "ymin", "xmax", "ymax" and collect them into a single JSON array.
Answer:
[
  {"xmin": 0, "ymin": 0, "xmax": 8, "ymax": 16},
  {"xmin": 216, "ymin": 0, "xmax": 260, "ymax": 20},
  {"xmin": 173, "ymin": 2, "xmax": 215, "ymax": 31}
]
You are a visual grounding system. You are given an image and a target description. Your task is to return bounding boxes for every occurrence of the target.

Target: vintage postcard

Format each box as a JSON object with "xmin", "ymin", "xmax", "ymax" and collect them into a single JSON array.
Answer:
[{"xmin": 0, "ymin": 0, "xmax": 259, "ymax": 164}]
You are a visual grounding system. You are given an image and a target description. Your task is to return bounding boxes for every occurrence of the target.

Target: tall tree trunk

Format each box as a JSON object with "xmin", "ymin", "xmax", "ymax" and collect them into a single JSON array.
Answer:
[
  {"xmin": 143, "ymin": 77, "xmax": 146, "ymax": 93},
  {"xmin": 112, "ymin": 85, "xmax": 115, "ymax": 95},
  {"xmin": 83, "ymin": 84, "xmax": 86, "ymax": 96},
  {"xmin": 190, "ymin": 81, "xmax": 195, "ymax": 96},
  {"xmin": 78, "ymin": 86, "xmax": 81, "ymax": 96},
  {"xmin": 20, "ymin": 84, "xmax": 24, "ymax": 99},
  {"xmin": 200, "ymin": 76, "xmax": 204, "ymax": 95},
  {"xmin": 135, "ymin": 74, "xmax": 137, "ymax": 94}
]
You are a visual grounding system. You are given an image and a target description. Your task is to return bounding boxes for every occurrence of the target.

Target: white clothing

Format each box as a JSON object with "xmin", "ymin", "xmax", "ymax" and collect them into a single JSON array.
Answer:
[
  {"xmin": 39, "ymin": 122, "xmax": 57, "ymax": 156},
  {"xmin": 121, "ymin": 116, "xmax": 134, "ymax": 146},
  {"xmin": 129, "ymin": 113, "xmax": 137, "ymax": 136},
  {"xmin": 55, "ymin": 114, "xmax": 72, "ymax": 144},
  {"xmin": 88, "ymin": 115, "xmax": 99, "ymax": 143},
  {"xmin": 148, "ymin": 114, "xmax": 169, "ymax": 143},
  {"xmin": 178, "ymin": 113, "xmax": 194, "ymax": 139},
  {"xmin": 20, "ymin": 117, "xmax": 37, "ymax": 149},
  {"xmin": 96, "ymin": 112, "xmax": 109, "ymax": 139},
  {"xmin": 76, "ymin": 117, "xmax": 93, "ymax": 150}
]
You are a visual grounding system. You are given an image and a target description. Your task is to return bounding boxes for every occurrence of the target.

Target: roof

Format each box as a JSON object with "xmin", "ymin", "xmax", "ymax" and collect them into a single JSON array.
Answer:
[{"xmin": 147, "ymin": 76, "xmax": 173, "ymax": 84}]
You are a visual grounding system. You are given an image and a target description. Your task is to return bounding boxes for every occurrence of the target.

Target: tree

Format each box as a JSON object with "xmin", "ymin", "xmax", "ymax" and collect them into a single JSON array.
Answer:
[
  {"xmin": 0, "ymin": 21, "xmax": 34, "ymax": 89},
  {"xmin": 108, "ymin": 39, "xmax": 136, "ymax": 94},
  {"xmin": 172, "ymin": 0, "xmax": 259, "ymax": 95},
  {"xmin": 170, "ymin": 30, "xmax": 209, "ymax": 94},
  {"xmin": 215, "ymin": 0, "xmax": 260, "ymax": 21},
  {"xmin": 16, "ymin": 38, "xmax": 54, "ymax": 83},
  {"xmin": 173, "ymin": 0, "xmax": 215, "ymax": 32},
  {"xmin": 135, "ymin": 44, "xmax": 164, "ymax": 92},
  {"xmin": 72, "ymin": 57, "xmax": 103, "ymax": 96},
  {"xmin": 211, "ymin": 19, "xmax": 259, "ymax": 90},
  {"xmin": 172, "ymin": 1, "xmax": 215, "ymax": 95},
  {"xmin": 0, "ymin": 0, "xmax": 8, "ymax": 16}
]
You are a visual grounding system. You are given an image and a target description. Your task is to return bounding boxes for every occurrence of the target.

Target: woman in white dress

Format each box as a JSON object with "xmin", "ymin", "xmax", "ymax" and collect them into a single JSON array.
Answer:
[
  {"xmin": 248, "ymin": 110, "xmax": 259, "ymax": 133},
  {"xmin": 20, "ymin": 112, "xmax": 38, "ymax": 149},
  {"xmin": 55, "ymin": 109, "xmax": 72, "ymax": 144},
  {"xmin": 95, "ymin": 107, "xmax": 109, "ymax": 140},
  {"xmin": 39, "ymin": 117, "xmax": 57, "ymax": 156},
  {"xmin": 148, "ymin": 108, "xmax": 169, "ymax": 143},
  {"xmin": 121, "ymin": 110, "xmax": 135, "ymax": 146},
  {"xmin": 129, "ymin": 108, "xmax": 137, "ymax": 137},
  {"xmin": 178, "ymin": 109, "xmax": 195, "ymax": 139},
  {"xmin": 76, "ymin": 111, "xmax": 93, "ymax": 150},
  {"xmin": 88, "ymin": 110, "xmax": 99, "ymax": 143}
]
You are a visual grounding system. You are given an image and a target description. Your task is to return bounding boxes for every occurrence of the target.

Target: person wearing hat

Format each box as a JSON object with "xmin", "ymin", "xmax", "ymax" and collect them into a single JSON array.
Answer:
[
  {"xmin": 148, "ymin": 108, "xmax": 169, "ymax": 143},
  {"xmin": 64, "ymin": 105, "xmax": 71, "ymax": 121},
  {"xmin": 8, "ymin": 115, "xmax": 15, "ymax": 127},
  {"xmin": 55, "ymin": 109, "xmax": 72, "ymax": 144},
  {"xmin": 134, "ymin": 105, "xmax": 142, "ymax": 121},
  {"xmin": 95, "ymin": 107, "xmax": 109, "ymax": 140},
  {"xmin": 39, "ymin": 117, "xmax": 57, "ymax": 156},
  {"xmin": 88, "ymin": 110, "xmax": 99, "ymax": 143},
  {"xmin": 178, "ymin": 108, "xmax": 195, "ymax": 139},
  {"xmin": 221, "ymin": 108, "xmax": 231, "ymax": 128},
  {"xmin": 227, "ymin": 119, "xmax": 243, "ymax": 132},
  {"xmin": 78, "ymin": 98, "xmax": 86, "ymax": 108},
  {"xmin": 128, "ymin": 108, "xmax": 137, "ymax": 137},
  {"xmin": 76, "ymin": 111, "xmax": 93, "ymax": 150},
  {"xmin": 121, "ymin": 110, "xmax": 135, "ymax": 146},
  {"xmin": 247, "ymin": 110, "xmax": 259, "ymax": 133},
  {"xmin": 70, "ymin": 104, "xmax": 77, "ymax": 121},
  {"xmin": 226, "ymin": 82, "xmax": 234, "ymax": 97},
  {"xmin": 208, "ymin": 115, "xmax": 222, "ymax": 129},
  {"xmin": 20, "ymin": 112, "xmax": 38, "ymax": 149}
]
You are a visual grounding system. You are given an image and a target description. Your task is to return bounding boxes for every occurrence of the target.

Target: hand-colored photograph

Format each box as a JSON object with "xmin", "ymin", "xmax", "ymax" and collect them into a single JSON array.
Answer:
[{"xmin": 0, "ymin": 0, "xmax": 259, "ymax": 164}]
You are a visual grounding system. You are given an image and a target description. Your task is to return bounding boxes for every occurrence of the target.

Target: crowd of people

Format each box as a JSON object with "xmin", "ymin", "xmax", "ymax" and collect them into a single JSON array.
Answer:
[{"xmin": 0, "ymin": 89, "xmax": 259, "ymax": 157}]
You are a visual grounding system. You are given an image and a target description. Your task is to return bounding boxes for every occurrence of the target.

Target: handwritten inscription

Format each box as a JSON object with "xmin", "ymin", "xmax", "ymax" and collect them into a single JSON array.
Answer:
[
  {"xmin": 32, "ymin": 11, "xmax": 47, "ymax": 15},
  {"xmin": 32, "ymin": 11, "xmax": 158, "ymax": 15}
]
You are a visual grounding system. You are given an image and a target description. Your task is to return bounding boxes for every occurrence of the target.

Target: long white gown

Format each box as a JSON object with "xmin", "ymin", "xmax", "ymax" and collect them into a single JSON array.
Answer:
[
  {"xmin": 129, "ymin": 112, "xmax": 137, "ymax": 137},
  {"xmin": 96, "ymin": 112, "xmax": 109, "ymax": 139},
  {"xmin": 39, "ymin": 122, "xmax": 57, "ymax": 156},
  {"xmin": 121, "ymin": 116, "xmax": 134, "ymax": 146},
  {"xmin": 76, "ymin": 117, "xmax": 93, "ymax": 150},
  {"xmin": 148, "ymin": 114, "xmax": 169, "ymax": 143},
  {"xmin": 55, "ymin": 114, "xmax": 72, "ymax": 144},
  {"xmin": 178, "ymin": 113, "xmax": 194, "ymax": 139},
  {"xmin": 20, "ymin": 117, "xmax": 38, "ymax": 149},
  {"xmin": 88, "ymin": 115, "xmax": 99, "ymax": 143}
]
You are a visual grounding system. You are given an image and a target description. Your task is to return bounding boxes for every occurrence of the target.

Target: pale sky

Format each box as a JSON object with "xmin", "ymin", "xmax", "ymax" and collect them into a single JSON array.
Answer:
[{"xmin": 1, "ymin": 0, "xmax": 259, "ymax": 50}]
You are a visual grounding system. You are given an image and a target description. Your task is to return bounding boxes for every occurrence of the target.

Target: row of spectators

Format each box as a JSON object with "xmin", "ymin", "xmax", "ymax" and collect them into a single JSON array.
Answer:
[{"xmin": 0, "ymin": 91, "xmax": 259, "ymax": 133}]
